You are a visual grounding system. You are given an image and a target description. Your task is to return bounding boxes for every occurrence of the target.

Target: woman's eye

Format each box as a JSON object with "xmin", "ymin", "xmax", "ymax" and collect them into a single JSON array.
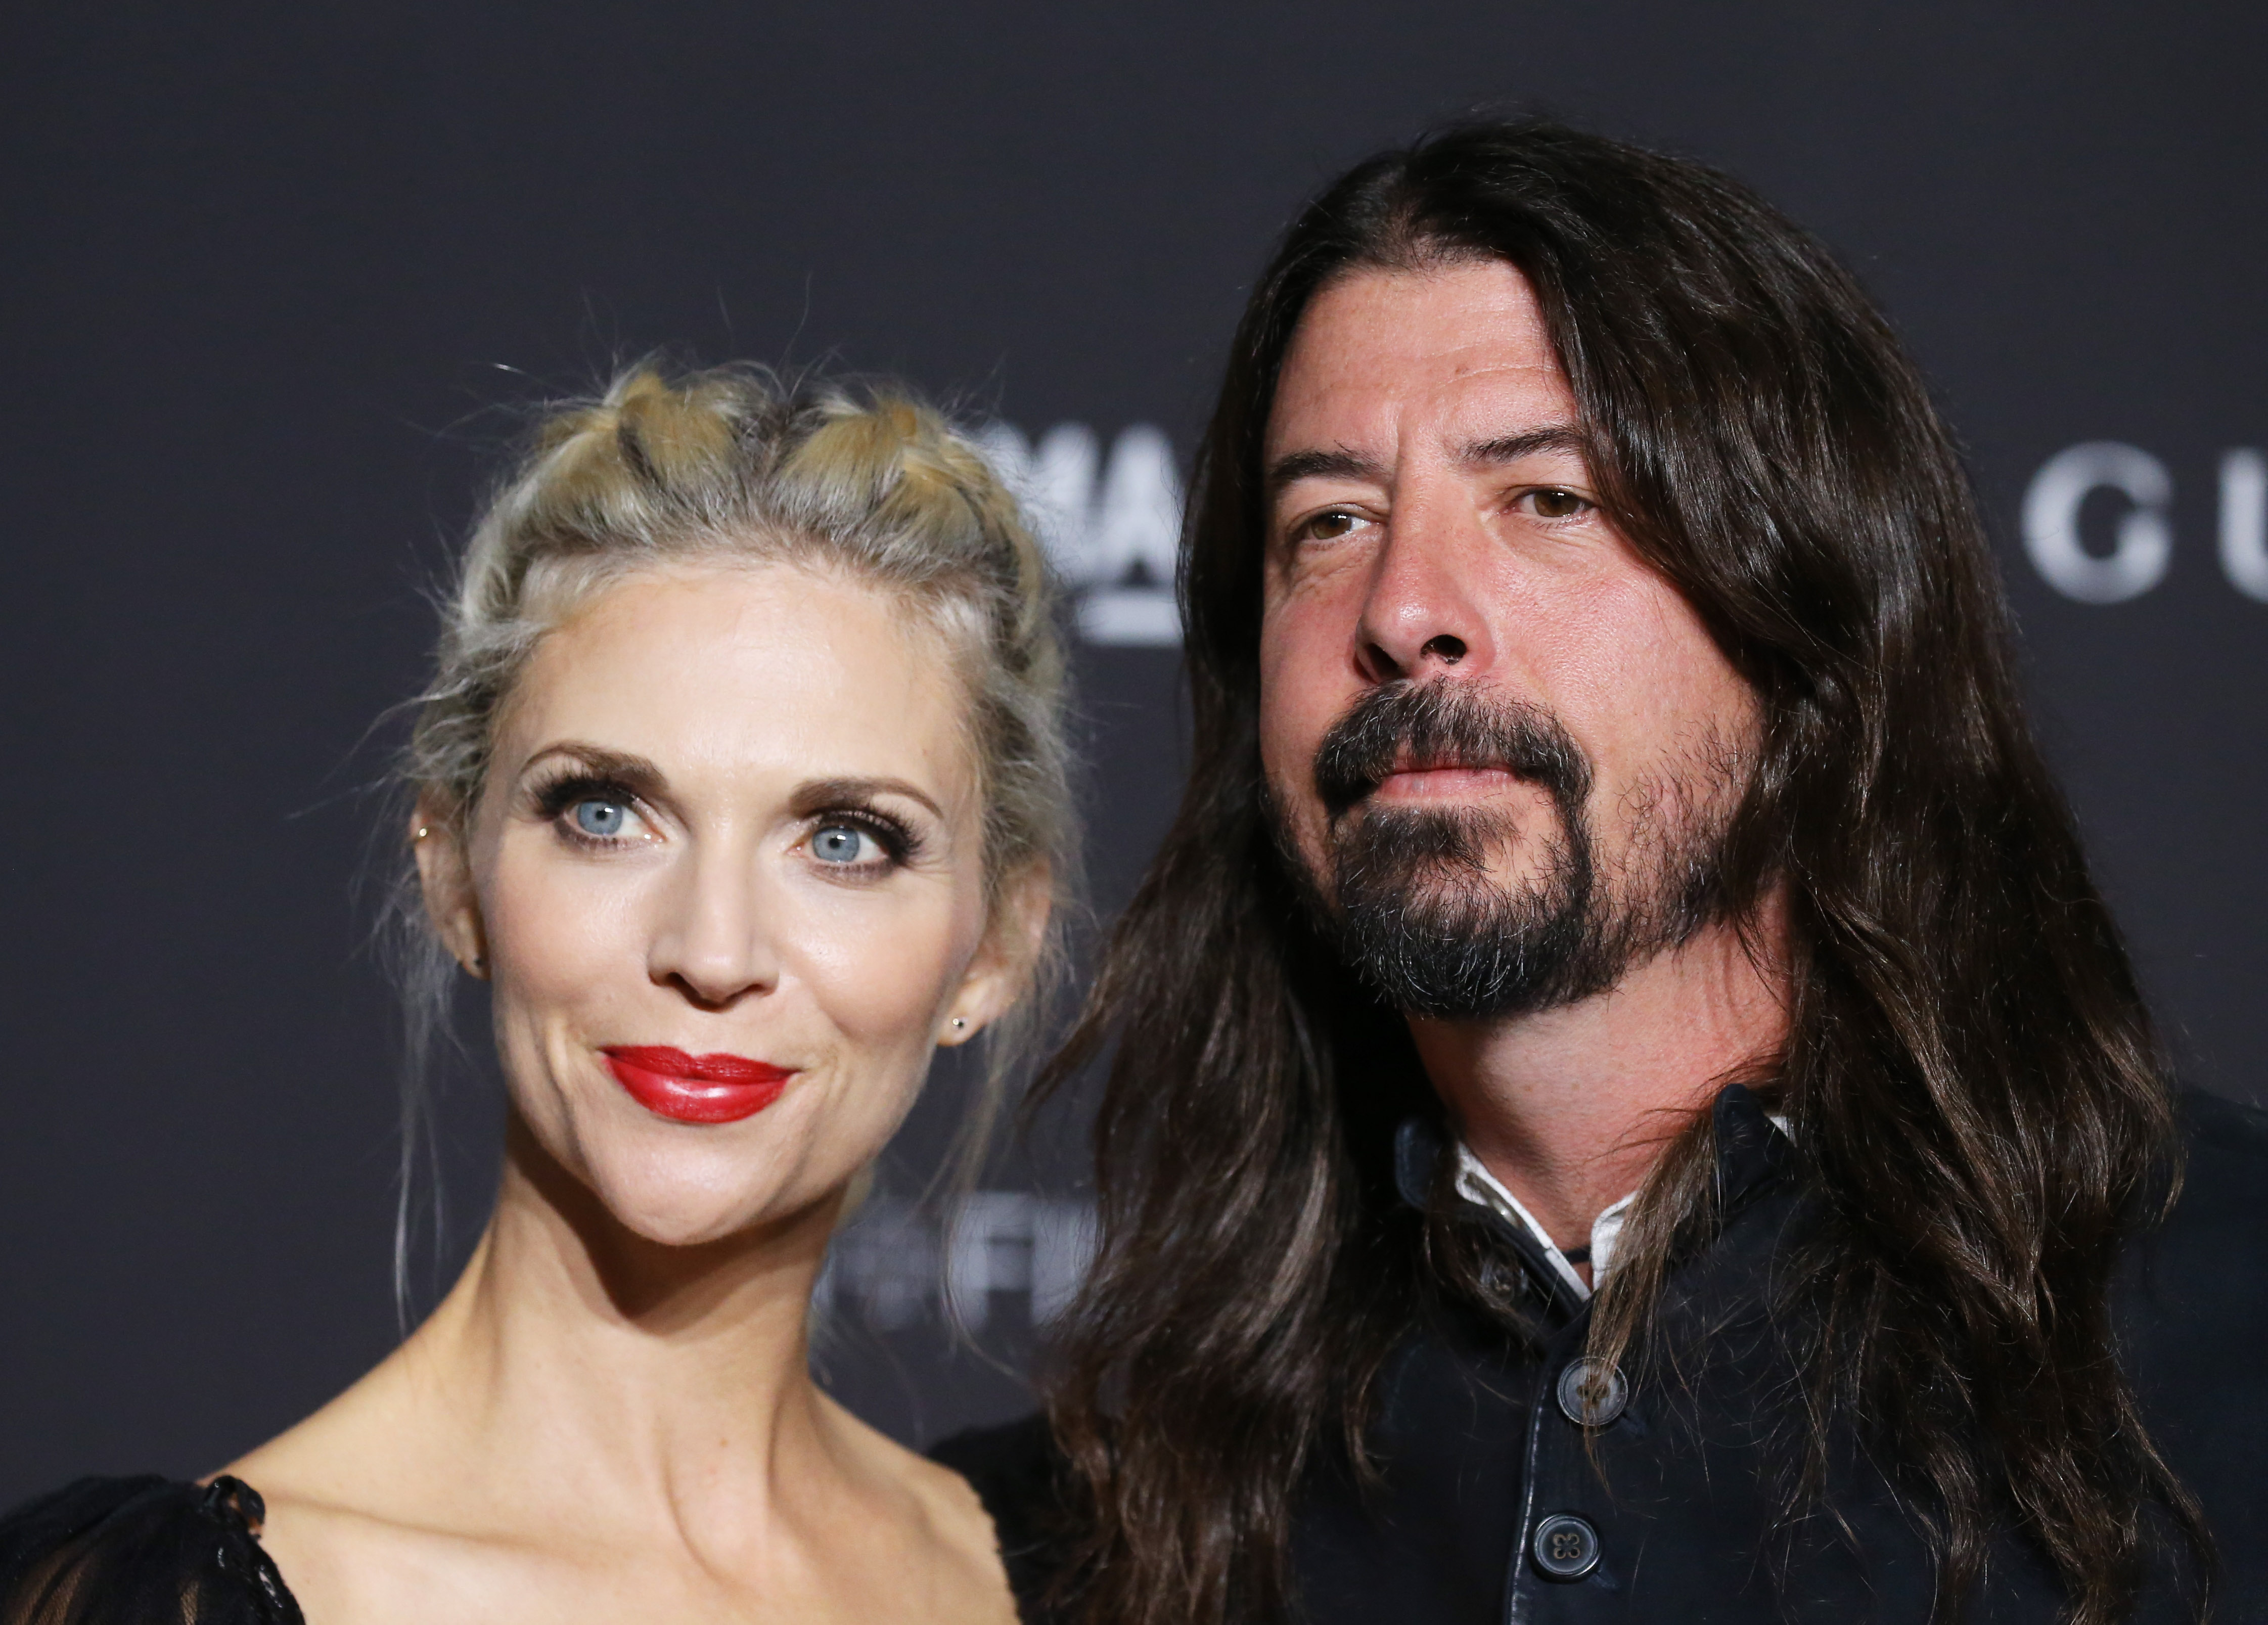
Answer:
[
  {"xmin": 810, "ymin": 824, "xmax": 880, "ymax": 865},
  {"xmin": 1526, "ymin": 487, "xmax": 1591, "ymax": 519},
  {"xmin": 571, "ymin": 799, "xmax": 633, "ymax": 839}
]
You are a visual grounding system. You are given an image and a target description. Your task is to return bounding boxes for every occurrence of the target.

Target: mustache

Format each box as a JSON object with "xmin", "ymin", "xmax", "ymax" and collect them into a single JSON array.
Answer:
[{"xmin": 1311, "ymin": 680, "xmax": 1593, "ymax": 818}]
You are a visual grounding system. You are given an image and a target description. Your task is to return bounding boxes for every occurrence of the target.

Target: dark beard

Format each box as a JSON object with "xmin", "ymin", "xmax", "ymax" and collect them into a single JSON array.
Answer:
[{"xmin": 1289, "ymin": 681, "xmax": 1739, "ymax": 1021}]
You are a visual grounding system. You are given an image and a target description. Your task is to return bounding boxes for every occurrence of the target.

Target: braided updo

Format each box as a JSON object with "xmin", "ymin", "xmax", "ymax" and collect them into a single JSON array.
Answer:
[
  {"xmin": 387, "ymin": 363, "xmax": 1074, "ymax": 1299},
  {"xmin": 409, "ymin": 362, "xmax": 1071, "ymax": 893}
]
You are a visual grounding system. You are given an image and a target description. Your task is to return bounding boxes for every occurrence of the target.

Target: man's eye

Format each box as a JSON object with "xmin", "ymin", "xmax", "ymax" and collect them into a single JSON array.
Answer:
[
  {"xmin": 1527, "ymin": 488, "xmax": 1591, "ymax": 519},
  {"xmin": 571, "ymin": 799, "xmax": 633, "ymax": 838},
  {"xmin": 811, "ymin": 824, "xmax": 881, "ymax": 865},
  {"xmin": 1297, "ymin": 510, "xmax": 1364, "ymax": 544}
]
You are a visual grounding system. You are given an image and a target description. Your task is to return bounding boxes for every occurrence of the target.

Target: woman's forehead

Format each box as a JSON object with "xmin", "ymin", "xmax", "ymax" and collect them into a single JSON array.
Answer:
[{"xmin": 500, "ymin": 563, "xmax": 980, "ymax": 809}]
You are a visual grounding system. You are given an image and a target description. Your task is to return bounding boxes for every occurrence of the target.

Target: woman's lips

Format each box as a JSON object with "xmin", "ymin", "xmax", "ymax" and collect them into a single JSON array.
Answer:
[{"xmin": 601, "ymin": 1046, "xmax": 795, "ymax": 1124}]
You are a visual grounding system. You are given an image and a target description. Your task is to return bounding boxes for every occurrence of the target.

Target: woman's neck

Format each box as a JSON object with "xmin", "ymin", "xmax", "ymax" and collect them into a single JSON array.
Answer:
[{"xmin": 387, "ymin": 1114, "xmax": 848, "ymax": 1546}]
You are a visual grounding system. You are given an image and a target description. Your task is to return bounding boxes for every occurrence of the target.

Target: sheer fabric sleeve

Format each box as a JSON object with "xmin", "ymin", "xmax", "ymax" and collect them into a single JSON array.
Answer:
[{"xmin": 0, "ymin": 1476, "xmax": 303, "ymax": 1625}]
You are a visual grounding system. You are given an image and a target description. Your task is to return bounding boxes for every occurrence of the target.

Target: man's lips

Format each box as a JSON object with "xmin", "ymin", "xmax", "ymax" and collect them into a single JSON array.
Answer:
[
  {"xmin": 1371, "ymin": 762, "xmax": 1525, "ymax": 800},
  {"xmin": 601, "ymin": 1046, "xmax": 796, "ymax": 1125}
]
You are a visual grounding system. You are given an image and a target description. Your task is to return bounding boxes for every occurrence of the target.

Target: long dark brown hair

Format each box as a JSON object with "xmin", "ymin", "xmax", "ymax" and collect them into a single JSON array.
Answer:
[{"xmin": 1036, "ymin": 120, "xmax": 2205, "ymax": 1625}]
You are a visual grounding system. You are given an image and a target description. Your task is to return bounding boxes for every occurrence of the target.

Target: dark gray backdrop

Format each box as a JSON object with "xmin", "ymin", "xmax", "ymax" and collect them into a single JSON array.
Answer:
[{"xmin": 3, "ymin": 2, "xmax": 2261, "ymax": 1503}]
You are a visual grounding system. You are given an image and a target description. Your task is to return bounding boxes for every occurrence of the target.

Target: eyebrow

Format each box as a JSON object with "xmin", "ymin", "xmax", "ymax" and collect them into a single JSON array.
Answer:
[
  {"xmin": 1266, "ymin": 446, "xmax": 1388, "ymax": 493},
  {"xmin": 521, "ymin": 751, "xmax": 943, "ymax": 823},
  {"xmin": 1265, "ymin": 424, "xmax": 1590, "ymax": 494},
  {"xmin": 1456, "ymin": 423, "xmax": 1590, "ymax": 468},
  {"xmin": 789, "ymin": 775, "xmax": 946, "ymax": 823},
  {"xmin": 521, "ymin": 742, "xmax": 668, "ymax": 794}
]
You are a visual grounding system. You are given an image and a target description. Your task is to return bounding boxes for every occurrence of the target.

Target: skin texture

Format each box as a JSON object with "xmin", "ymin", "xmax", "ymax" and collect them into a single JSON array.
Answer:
[
  {"xmin": 228, "ymin": 562, "xmax": 1036, "ymax": 1625},
  {"xmin": 1259, "ymin": 261, "xmax": 1790, "ymax": 1274}
]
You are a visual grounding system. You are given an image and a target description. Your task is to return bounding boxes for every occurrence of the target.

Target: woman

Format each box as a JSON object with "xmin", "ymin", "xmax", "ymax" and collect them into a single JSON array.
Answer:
[{"xmin": 1, "ymin": 364, "xmax": 1070, "ymax": 1623}]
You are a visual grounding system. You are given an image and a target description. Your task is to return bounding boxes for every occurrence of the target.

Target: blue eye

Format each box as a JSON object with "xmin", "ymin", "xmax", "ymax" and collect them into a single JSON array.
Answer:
[
  {"xmin": 573, "ymin": 799, "xmax": 630, "ymax": 838},
  {"xmin": 811, "ymin": 824, "xmax": 877, "ymax": 864}
]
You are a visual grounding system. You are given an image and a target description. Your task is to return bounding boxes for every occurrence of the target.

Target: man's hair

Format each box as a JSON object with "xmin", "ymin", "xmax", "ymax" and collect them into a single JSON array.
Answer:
[{"xmin": 1037, "ymin": 119, "xmax": 2205, "ymax": 1625}]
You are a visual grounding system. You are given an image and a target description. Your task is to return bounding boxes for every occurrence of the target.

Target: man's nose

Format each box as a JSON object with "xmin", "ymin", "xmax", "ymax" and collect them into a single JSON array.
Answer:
[
  {"xmin": 1353, "ymin": 502, "xmax": 1495, "ymax": 684},
  {"xmin": 646, "ymin": 843, "xmax": 780, "ymax": 1009}
]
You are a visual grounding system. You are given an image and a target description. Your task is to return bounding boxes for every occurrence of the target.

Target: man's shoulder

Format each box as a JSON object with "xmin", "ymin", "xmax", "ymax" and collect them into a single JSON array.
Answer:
[
  {"xmin": 2175, "ymin": 1083, "xmax": 2268, "ymax": 1152},
  {"xmin": 927, "ymin": 1414, "xmax": 1073, "ymax": 1625},
  {"xmin": 929, "ymin": 1413, "xmax": 1063, "ymax": 1506},
  {"xmin": 2165, "ymin": 1085, "xmax": 2268, "ymax": 1235},
  {"xmin": 2119, "ymin": 1084, "xmax": 2268, "ymax": 1368},
  {"xmin": 2122, "ymin": 1090, "xmax": 2268, "ymax": 1588}
]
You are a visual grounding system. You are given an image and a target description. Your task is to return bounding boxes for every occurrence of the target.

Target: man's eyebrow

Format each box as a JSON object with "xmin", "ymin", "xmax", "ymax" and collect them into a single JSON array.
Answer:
[
  {"xmin": 793, "ymin": 775, "xmax": 947, "ymax": 822},
  {"xmin": 1457, "ymin": 424, "xmax": 1590, "ymax": 468},
  {"xmin": 1266, "ymin": 446, "xmax": 1388, "ymax": 493}
]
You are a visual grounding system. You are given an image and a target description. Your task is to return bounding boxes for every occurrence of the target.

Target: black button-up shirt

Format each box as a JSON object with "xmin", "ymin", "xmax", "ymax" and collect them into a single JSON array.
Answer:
[{"xmin": 939, "ymin": 1085, "xmax": 2268, "ymax": 1622}]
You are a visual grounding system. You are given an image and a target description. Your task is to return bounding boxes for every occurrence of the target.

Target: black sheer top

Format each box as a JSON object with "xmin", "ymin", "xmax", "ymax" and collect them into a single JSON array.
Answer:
[{"xmin": 0, "ymin": 1476, "xmax": 302, "ymax": 1625}]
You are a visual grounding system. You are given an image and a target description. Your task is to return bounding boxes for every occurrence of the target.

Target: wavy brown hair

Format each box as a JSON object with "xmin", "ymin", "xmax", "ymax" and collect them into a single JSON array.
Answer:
[{"xmin": 1037, "ymin": 120, "xmax": 2206, "ymax": 1625}]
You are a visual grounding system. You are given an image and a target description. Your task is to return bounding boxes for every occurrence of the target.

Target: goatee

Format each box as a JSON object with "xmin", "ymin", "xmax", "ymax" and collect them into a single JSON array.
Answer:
[{"xmin": 1288, "ymin": 681, "xmax": 1741, "ymax": 1021}]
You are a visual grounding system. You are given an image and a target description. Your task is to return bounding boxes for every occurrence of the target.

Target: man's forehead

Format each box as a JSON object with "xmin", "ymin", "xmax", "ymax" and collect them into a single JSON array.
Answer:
[{"xmin": 1265, "ymin": 261, "xmax": 1579, "ymax": 470}]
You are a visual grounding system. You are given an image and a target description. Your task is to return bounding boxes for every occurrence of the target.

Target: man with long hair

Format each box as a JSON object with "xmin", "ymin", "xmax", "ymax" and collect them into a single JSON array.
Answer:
[{"xmin": 937, "ymin": 119, "xmax": 2268, "ymax": 1624}]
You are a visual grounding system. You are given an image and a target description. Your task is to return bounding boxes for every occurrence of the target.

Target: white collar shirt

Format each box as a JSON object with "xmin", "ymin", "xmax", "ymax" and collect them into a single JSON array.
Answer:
[
  {"xmin": 1452, "ymin": 1115, "xmax": 1793, "ymax": 1302},
  {"xmin": 1451, "ymin": 1144, "xmax": 1635, "ymax": 1302}
]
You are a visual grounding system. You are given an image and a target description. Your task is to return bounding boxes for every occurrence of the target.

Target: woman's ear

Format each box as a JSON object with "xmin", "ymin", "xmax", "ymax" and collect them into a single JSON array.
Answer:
[
  {"xmin": 412, "ymin": 797, "xmax": 489, "ymax": 979},
  {"xmin": 938, "ymin": 862, "xmax": 1054, "ymax": 1045}
]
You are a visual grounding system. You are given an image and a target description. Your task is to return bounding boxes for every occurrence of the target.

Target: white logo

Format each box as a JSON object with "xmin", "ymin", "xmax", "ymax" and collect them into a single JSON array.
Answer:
[
  {"xmin": 2023, "ymin": 443, "xmax": 2267, "ymax": 603},
  {"xmin": 815, "ymin": 1190, "xmax": 1098, "ymax": 1332},
  {"xmin": 981, "ymin": 422, "xmax": 1184, "ymax": 645}
]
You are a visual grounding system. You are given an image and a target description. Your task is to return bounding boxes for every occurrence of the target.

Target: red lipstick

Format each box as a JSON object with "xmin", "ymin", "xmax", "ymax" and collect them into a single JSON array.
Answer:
[{"xmin": 602, "ymin": 1047, "xmax": 795, "ymax": 1124}]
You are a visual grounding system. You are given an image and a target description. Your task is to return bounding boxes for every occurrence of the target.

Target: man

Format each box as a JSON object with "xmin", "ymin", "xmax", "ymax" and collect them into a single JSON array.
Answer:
[{"xmin": 936, "ymin": 120, "xmax": 2268, "ymax": 1624}]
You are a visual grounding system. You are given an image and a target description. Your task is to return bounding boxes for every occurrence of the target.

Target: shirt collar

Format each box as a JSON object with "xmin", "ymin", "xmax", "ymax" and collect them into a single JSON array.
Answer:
[
  {"xmin": 1452, "ymin": 1147, "xmax": 1635, "ymax": 1302},
  {"xmin": 1393, "ymin": 1084, "xmax": 1796, "ymax": 1306}
]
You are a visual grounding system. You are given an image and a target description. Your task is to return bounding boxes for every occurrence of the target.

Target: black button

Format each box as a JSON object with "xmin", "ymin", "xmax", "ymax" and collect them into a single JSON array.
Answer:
[
  {"xmin": 1555, "ymin": 1356, "xmax": 1629, "ymax": 1427},
  {"xmin": 1531, "ymin": 1512, "xmax": 1601, "ymax": 1581}
]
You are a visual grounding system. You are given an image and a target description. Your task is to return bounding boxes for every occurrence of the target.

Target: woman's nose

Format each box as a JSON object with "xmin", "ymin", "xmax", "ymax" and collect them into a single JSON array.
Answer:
[{"xmin": 646, "ymin": 849, "xmax": 780, "ymax": 1008}]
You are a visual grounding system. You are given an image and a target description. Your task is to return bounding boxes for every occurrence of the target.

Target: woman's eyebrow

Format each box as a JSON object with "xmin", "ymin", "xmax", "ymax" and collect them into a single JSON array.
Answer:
[
  {"xmin": 793, "ymin": 776, "xmax": 946, "ymax": 821},
  {"xmin": 519, "ymin": 742, "xmax": 669, "ymax": 796}
]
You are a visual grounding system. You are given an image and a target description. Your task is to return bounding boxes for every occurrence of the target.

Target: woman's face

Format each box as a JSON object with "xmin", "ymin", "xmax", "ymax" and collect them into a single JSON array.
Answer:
[{"xmin": 421, "ymin": 561, "xmax": 1034, "ymax": 1247}]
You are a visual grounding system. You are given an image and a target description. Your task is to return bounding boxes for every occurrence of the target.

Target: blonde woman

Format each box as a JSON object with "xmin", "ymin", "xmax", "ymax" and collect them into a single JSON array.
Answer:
[{"xmin": 1, "ymin": 365, "xmax": 1069, "ymax": 1624}]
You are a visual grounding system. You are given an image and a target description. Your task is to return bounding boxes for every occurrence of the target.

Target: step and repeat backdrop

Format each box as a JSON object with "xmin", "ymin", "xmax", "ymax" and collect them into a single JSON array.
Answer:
[{"xmin": 2, "ymin": 2, "xmax": 2261, "ymax": 1498}]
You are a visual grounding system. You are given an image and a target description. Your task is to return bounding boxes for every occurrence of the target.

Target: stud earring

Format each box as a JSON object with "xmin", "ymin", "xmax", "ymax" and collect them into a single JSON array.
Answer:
[
  {"xmin": 414, "ymin": 826, "xmax": 431, "ymax": 842},
  {"xmin": 951, "ymin": 1017, "xmax": 968, "ymax": 1031}
]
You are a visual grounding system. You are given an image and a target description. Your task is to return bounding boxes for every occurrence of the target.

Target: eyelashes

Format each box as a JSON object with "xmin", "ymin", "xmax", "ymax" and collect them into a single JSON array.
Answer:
[
  {"xmin": 530, "ymin": 770, "xmax": 650, "ymax": 847},
  {"xmin": 523, "ymin": 768, "xmax": 926, "ymax": 870},
  {"xmin": 531, "ymin": 770, "xmax": 637, "ymax": 820},
  {"xmin": 808, "ymin": 806, "xmax": 923, "ymax": 868}
]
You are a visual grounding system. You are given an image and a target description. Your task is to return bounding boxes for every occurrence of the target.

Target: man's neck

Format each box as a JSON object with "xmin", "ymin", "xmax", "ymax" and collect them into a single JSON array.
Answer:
[{"xmin": 1408, "ymin": 909, "xmax": 1789, "ymax": 1256}]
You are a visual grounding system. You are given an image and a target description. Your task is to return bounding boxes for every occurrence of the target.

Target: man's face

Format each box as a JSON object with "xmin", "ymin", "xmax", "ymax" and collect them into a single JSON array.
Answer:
[{"xmin": 1257, "ymin": 259, "xmax": 1759, "ymax": 1018}]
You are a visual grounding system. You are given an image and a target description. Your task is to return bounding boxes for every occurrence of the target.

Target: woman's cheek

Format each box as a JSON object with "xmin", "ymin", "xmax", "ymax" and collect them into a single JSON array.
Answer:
[
  {"xmin": 794, "ymin": 894, "xmax": 966, "ymax": 1052},
  {"xmin": 481, "ymin": 839, "xmax": 651, "ymax": 1067}
]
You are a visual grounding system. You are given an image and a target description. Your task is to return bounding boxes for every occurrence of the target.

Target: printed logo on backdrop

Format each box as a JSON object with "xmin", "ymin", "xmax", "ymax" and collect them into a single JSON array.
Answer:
[
  {"xmin": 2024, "ymin": 444, "xmax": 2268, "ymax": 603},
  {"xmin": 817, "ymin": 1192, "xmax": 1098, "ymax": 1332},
  {"xmin": 982, "ymin": 422, "xmax": 1184, "ymax": 645}
]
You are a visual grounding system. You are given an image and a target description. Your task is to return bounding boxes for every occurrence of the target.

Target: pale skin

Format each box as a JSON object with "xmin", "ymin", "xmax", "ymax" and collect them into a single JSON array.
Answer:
[
  {"xmin": 1258, "ymin": 260, "xmax": 1791, "ymax": 1279},
  {"xmin": 227, "ymin": 562, "xmax": 1037, "ymax": 1624}
]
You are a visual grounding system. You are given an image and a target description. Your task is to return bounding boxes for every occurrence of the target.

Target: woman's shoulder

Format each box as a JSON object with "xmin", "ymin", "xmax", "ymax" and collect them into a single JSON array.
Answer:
[{"xmin": 0, "ymin": 1474, "xmax": 303, "ymax": 1625}]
